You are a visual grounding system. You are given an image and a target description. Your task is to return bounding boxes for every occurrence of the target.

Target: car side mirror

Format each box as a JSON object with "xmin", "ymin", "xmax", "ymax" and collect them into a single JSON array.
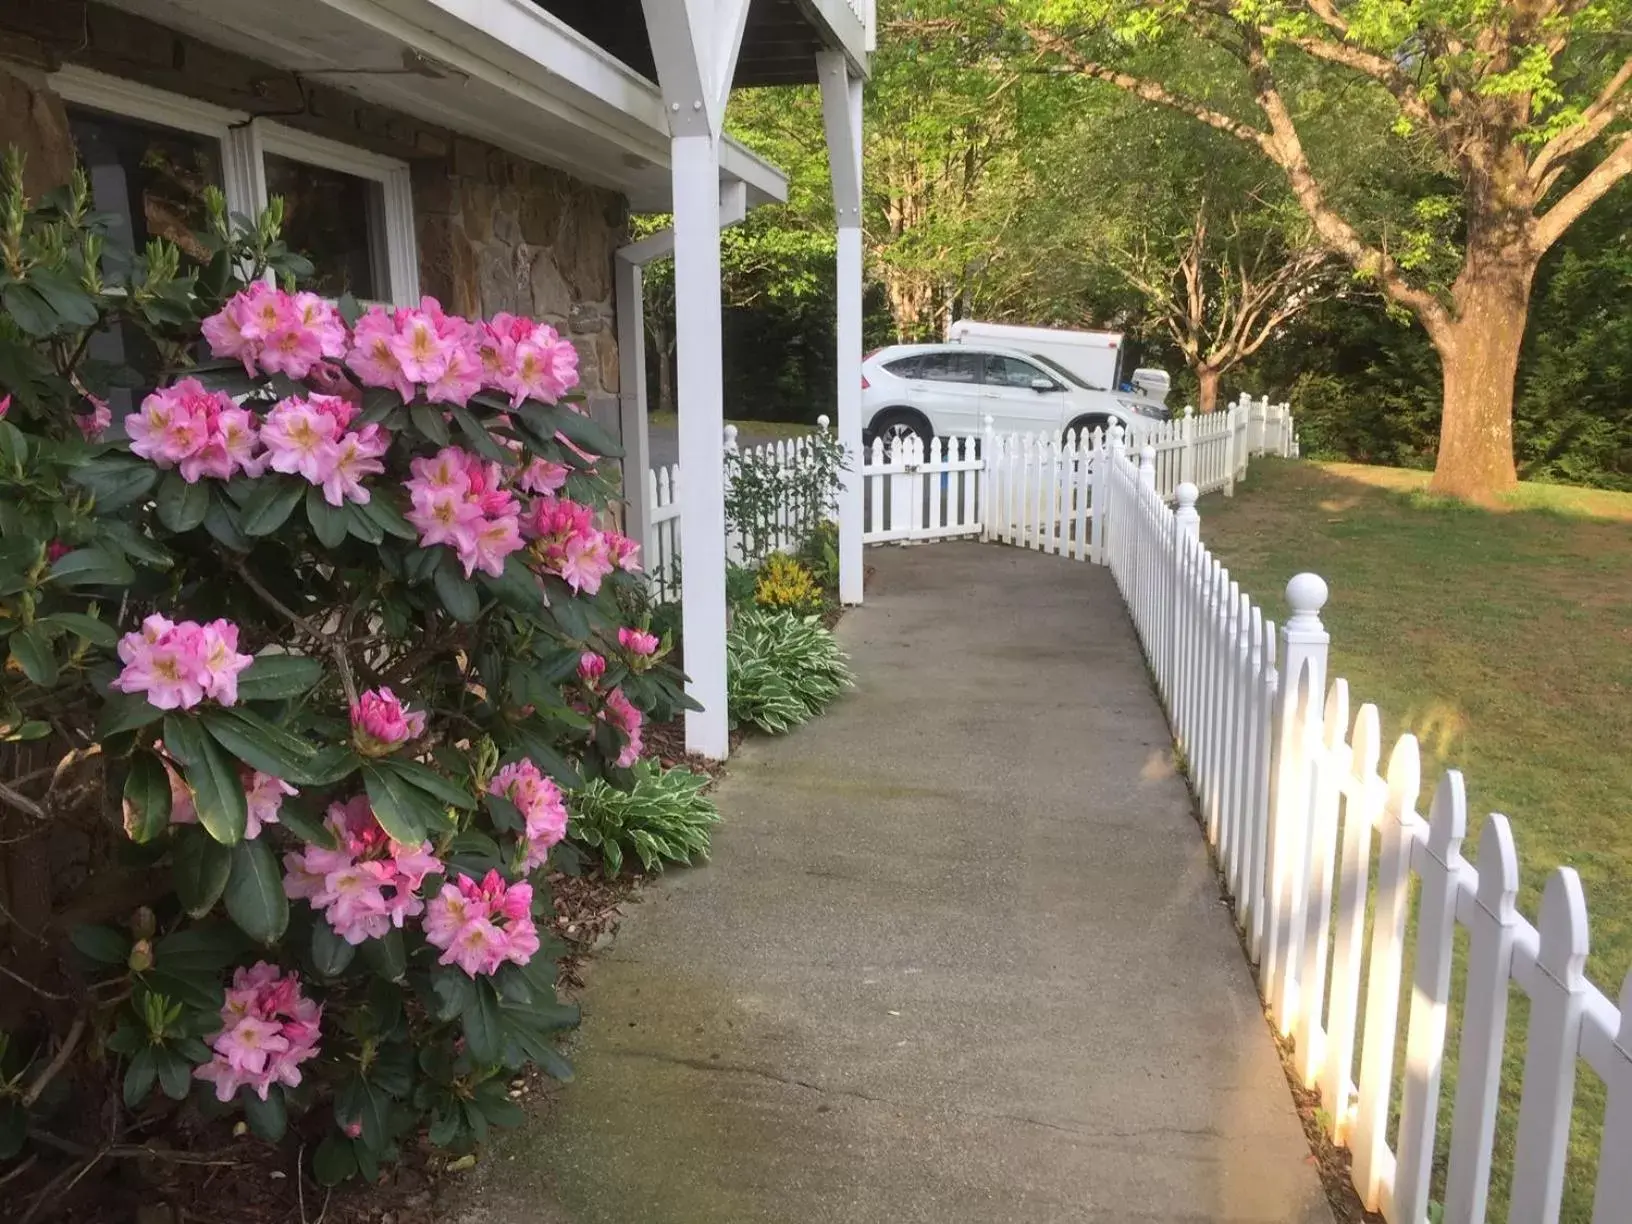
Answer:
[{"xmin": 1030, "ymin": 378, "xmax": 1056, "ymax": 393}]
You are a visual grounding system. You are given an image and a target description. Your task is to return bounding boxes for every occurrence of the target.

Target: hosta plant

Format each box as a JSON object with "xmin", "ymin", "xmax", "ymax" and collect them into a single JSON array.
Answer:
[
  {"xmin": 0, "ymin": 154, "xmax": 693, "ymax": 1186},
  {"xmin": 725, "ymin": 608, "xmax": 852, "ymax": 734},
  {"xmin": 569, "ymin": 761, "xmax": 719, "ymax": 873}
]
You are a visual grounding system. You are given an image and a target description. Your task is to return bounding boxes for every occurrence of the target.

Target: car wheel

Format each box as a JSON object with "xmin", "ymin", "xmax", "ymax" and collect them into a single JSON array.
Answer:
[
  {"xmin": 867, "ymin": 408, "xmax": 932, "ymax": 450},
  {"xmin": 1065, "ymin": 415, "xmax": 1115, "ymax": 446}
]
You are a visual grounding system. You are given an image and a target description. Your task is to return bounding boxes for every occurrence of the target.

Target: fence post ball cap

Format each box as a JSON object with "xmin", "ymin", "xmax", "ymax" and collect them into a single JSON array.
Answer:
[
  {"xmin": 817, "ymin": 414, "xmax": 830, "ymax": 430},
  {"xmin": 1175, "ymin": 482, "xmax": 1199, "ymax": 508},
  {"xmin": 1140, "ymin": 444, "xmax": 1156, "ymax": 462},
  {"xmin": 1286, "ymin": 572, "xmax": 1329, "ymax": 615}
]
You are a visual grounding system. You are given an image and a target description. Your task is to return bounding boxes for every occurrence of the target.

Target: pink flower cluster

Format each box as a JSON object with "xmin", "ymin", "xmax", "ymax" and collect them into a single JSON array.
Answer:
[
  {"xmin": 194, "ymin": 962, "xmax": 322, "ymax": 1103},
  {"xmin": 489, "ymin": 759, "xmax": 569, "ymax": 872},
  {"xmin": 601, "ymin": 687, "xmax": 644, "ymax": 768},
  {"xmin": 127, "ymin": 379, "xmax": 262, "ymax": 483},
  {"xmin": 350, "ymin": 687, "xmax": 427, "ymax": 757},
  {"xmin": 523, "ymin": 497, "xmax": 639, "ymax": 595},
  {"xmin": 283, "ymin": 797, "xmax": 443, "ymax": 945},
  {"xmin": 112, "ymin": 614, "xmax": 253, "ymax": 709},
  {"xmin": 78, "ymin": 395, "xmax": 112, "ymax": 442},
  {"xmin": 423, "ymin": 870, "xmax": 541, "ymax": 978},
  {"xmin": 203, "ymin": 283, "xmax": 347, "ymax": 380},
  {"xmin": 262, "ymin": 393, "xmax": 389, "ymax": 507},
  {"xmin": 618, "ymin": 627, "xmax": 661, "ymax": 669},
  {"xmin": 404, "ymin": 446, "xmax": 524, "ymax": 578},
  {"xmin": 163, "ymin": 759, "xmax": 294, "ymax": 840}
]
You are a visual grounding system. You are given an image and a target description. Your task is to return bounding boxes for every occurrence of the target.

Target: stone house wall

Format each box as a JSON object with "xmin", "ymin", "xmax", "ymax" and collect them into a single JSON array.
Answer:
[{"xmin": 0, "ymin": 0, "xmax": 627, "ymax": 411}]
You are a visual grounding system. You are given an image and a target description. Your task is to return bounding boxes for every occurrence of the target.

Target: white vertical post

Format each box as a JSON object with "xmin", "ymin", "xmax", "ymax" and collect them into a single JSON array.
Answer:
[
  {"xmin": 821, "ymin": 51, "xmax": 864, "ymax": 606},
  {"xmin": 979, "ymin": 414, "xmax": 994, "ymax": 542},
  {"xmin": 1178, "ymin": 406, "xmax": 1195, "ymax": 488},
  {"xmin": 1171, "ymin": 481, "xmax": 1199, "ymax": 728},
  {"xmin": 614, "ymin": 255, "xmax": 652, "ymax": 557},
  {"xmin": 1138, "ymin": 444, "xmax": 1157, "ymax": 491}
]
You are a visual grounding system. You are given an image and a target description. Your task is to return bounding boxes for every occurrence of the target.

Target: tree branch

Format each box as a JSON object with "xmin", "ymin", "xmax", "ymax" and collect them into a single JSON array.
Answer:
[
  {"xmin": 1529, "ymin": 55, "xmax": 1632, "ymax": 188},
  {"xmin": 1534, "ymin": 131, "xmax": 1632, "ymax": 252}
]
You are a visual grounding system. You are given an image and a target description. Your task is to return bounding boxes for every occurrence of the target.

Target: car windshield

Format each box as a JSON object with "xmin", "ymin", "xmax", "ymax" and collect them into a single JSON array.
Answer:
[{"xmin": 1027, "ymin": 352, "xmax": 1102, "ymax": 391}]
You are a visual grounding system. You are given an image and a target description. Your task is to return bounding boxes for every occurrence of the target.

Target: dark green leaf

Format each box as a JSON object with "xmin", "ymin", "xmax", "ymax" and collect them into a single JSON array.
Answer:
[
  {"xmin": 433, "ymin": 557, "xmax": 480, "ymax": 623},
  {"xmin": 201, "ymin": 707, "xmax": 317, "ymax": 782},
  {"xmin": 225, "ymin": 838, "xmax": 288, "ymax": 943},
  {"xmin": 71, "ymin": 923, "xmax": 131, "ymax": 965},
  {"xmin": 123, "ymin": 1047, "xmax": 158, "ymax": 1108},
  {"xmin": 239, "ymin": 478, "xmax": 305, "ymax": 536},
  {"xmin": 510, "ymin": 723, "xmax": 583, "ymax": 789},
  {"xmin": 338, "ymin": 1076, "xmax": 389, "ymax": 1148},
  {"xmin": 376, "ymin": 757, "xmax": 473, "ymax": 809},
  {"xmin": 235, "ymin": 654, "xmax": 323, "ymax": 701},
  {"xmin": 342, "ymin": 500, "xmax": 383, "ymax": 544},
  {"xmin": 482, "ymin": 554, "xmax": 544, "ymax": 613},
  {"xmin": 47, "ymin": 546, "xmax": 134, "ymax": 588},
  {"xmin": 39, "ymin": 611, "xmax": 119, "ymax": 647},
  {"xmin": 485, "ymin": 791, "xmax": 523, "ymax": 833},
  {"xmin": 410, "ymin": 403, "xmax": 451, "ymax": 446},
  {"xmin": 427, "ymin": 1105, "xmax": 462, "ymax": 1147},
  {"xmin": 9, "ymin": 623, "xmax": 57, "ymax": 686},
  {"xmin": 275, "ymin": 799, "xmax": 338, "ymax": 848},
  {"xmin": 311, "ymin": 919, "xmax": 356, "ymax": 977},
  {"xmin": 240, "ymin": 1085, "xmax": 287, "ymax": 1141},
  {"xmin": 462, "ymin": 978, "xmax": 503, "ymax": 1065},
  {"xmin": 290, "ymin": 745, "xmax": 361, "ymax": 787},
  {"xmin": 97, "ymin": 690, "xmax": 162, "ymax": 738},
  {"xmin": 203, "ymin": 495, "xmax": 250, "ymax": 552},
  {"xmin": 3, "ymin": 282, "xmax": 58, "ymax": 335},
  {"xmin": 313, "ymin": 1133, "xmax": 358, "ymax": 1186},
  {"xmin": 336, "ymin": 292, "xmax": 362, "ymax": 327},
  {"xmin": 154, "ymin": 924, "xmax": 250, "ymax": 972},
  {"xmin": 122, "ymin": 750, "xmax": 173, "ymax": 843},
  {"xmin": 164, "ymin": 715, "xmax": 247, "ymax": 844},
  {"xmin": 360, "ymin": 760, "xmax": 437, "ymax": 843},
  {"xmin": 145, "ymin": 968, "xmax": 224, "ymax": 1012},
  {"xmin": 0, "ymin": 1101, "xmax": 25, "ymax": 1160},
  {"xmin": 357, "ymin": 494, "xmax": 416, "ymax": 541},
  {"xmin": 306, "ymin": 485, "xmax": 348, "ymax": 548},
  {"xmin": 451, "ymin": 405, "xmax": 511, "ymax": 463},
  {"xmin": 550, "ymin": 405, "xmax": 624, "ymax": 459},
  {"xmin": 27, "ymin": 266, "xmax": 100, "ymax": 327},
  {"xmin": 155, "ymin": 471, "xmax": 210, "ymax": 532},
  {"xmin": 73, "ymin": 457, "xmax": 159, "ymax": 512},
  {"xmin": 431, "ymin": 969, "xmax": 475, "ymax": 1022},
  {"xmin": 155, "ymin": 1046, "xmax": 193, "ymax": 1100},
  {"xmin": 100, "ymin": 518, "xmax": 173, "ymax": 568},
  {"xmin": 359, "ymin": 928, "xmax": 406, "ymax": 983},
  {"xmin": 357, "ymin": 387, "xmax": 399, "ymax": 426},
  {"xmin": 172, "ymin": 826, "xmax": 232, "ymax": 917}
]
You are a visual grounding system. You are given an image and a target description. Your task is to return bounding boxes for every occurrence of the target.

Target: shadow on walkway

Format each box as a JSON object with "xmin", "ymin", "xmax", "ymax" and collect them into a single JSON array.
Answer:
[{"xmin": 450, "ymin": 542, "xmax": 1332, "ymax": 1224}]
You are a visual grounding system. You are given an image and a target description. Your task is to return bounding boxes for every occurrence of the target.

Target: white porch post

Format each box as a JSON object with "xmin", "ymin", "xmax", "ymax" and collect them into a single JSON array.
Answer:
[
  {"xmin": 820, "ymin": 52, "xmax": 865, "ymax": 606},
  {"xmin": 640, "ymin": 0, "xmax": 750, "ymax": 760},
  {"xmin": 615, "ymin": 256, "xmax": 652, "ymax": 557}
]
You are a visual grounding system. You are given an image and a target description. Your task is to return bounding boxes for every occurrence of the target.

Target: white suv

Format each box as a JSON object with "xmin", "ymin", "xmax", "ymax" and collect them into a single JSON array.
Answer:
[{"xmin": 861, "ymin": 343, "xmax": 1167, "ymax": 444}]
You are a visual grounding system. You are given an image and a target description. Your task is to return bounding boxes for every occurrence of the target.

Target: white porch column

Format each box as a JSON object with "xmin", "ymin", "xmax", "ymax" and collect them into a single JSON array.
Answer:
[
  {"xmin": 614, "ymin": 256, "xmax": 652, "ymax": 557},
  {"xmin": 641, "ymin": 0, "xmax": 750, "ymax": 760},
  {"xmin": 820, "ymin": 52, "xmax": 865, "ymax": 606}
]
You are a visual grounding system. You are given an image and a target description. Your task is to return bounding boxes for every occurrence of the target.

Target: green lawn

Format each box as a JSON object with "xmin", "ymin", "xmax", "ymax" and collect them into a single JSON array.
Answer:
[{"xmin": 1198, "ymin": 459, "xmax": 1632, "ymax": 1221}]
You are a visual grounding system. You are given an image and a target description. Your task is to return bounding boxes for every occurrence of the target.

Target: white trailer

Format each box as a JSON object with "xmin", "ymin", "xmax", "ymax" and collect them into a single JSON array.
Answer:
[{"xmin": 946, "ymin": 319, "xmax": 1123, "ymax": 392}]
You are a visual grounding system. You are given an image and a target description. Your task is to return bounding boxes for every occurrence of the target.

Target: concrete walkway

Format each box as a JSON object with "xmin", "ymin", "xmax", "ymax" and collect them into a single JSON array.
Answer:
[{"xmin": 455, "ymin": 543, "xmax": 1331, "ymax": 1224}]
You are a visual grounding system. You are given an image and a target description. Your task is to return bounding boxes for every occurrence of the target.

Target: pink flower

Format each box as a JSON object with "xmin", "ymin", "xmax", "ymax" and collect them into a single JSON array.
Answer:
[
  {"xmin": 404, "ymin": 445, "xmax": 525, "ymax": 578},
  {"xmin": 559, "ymin": 530, "xmax": 613, "ymax": 595},
  {"xmin": 46, "ymin": 540, "xmax": 70, "ymax": 564},
  {"xmin": 77, "ymin": 396, "xmax": 112, "ymax": 441},
  {"xmin": 405, "ymin": 485, "xmax": 484, "ymax": 557},
  {"xmin": 258, "ymin": 320, "xmax": 325, "ymax": 379},
  {"xmin": 198, "ymin": 619, "xmax": 254, "ymax": 705},
  {"xmin": 245, "ymin": 771, "xmax": 296, "ymax": 840},
  {"xmin": 320, "ymin": 423, "xmax": 390, "ymax": 507},
  {"xmin": 112, "ymin": 615, "xmax": 254, "ymax": 711},
  {"xmin": 465, "ymin": 512, "xmax": 523, "ymax": 579},
  {"xmin": 0, "ymin": 394, "xmax": 10, "ymax": 419},
  {"xmin": 127, "ymin": 379, "xmax": 240, "ymax": 478},
  {"xmin": 618, "ymin": 627, "xmax": 660, "ymax": 657},
  {"xmin": 503, "ymin": 327, "xmax": 579, "ymax": 407},
  {"xmin": 518, "ymin": 457, "xmax": 569, "ymax": 496},
  {"xmin": 194, "ymin": 962, "xmax": 321, "ymax": 1102},
  {"xmin": 283, "ymin": 797, "xmax": 444, "ymax": 945},
  {"xmin": 607, "ymin": 532, "xmax": 642, "ymax": 573},
  {"xmin": 202, "ymin": 285, "xmax": 344, "ymax": 380},
  {"xmin": 578, "ymin": 652, "xmax": 606, "ymax": 684},
  {"xmin": 388, "ymin": 311, "xmax": 454, "ymax": 385},
  {"xmin": 261, "ymin": 395, "xmax": 343, "ymax": 485},
  {"xmin": 423, "ymin": 871, "xmax": 540, "ymax": 979},
  {"xmin": 490, "ymin": 759, "xmax": 569, "ymax": 872},
  {"xmin": 349, "ymin": 687, "xmax": 427, "ymax": 756},
  {"xmin": 218, "ymin": 407, "xmax": 266, "ymax": 478},
  {"xmin": 600, "ymin": 687, "xmax": 644, "ymax": 768},
  {"xmin": 425, "ymin": 339, "xmax": 484, "ymax": 408},
  {"xmin": 346, "ymin": 307, "xmax": 415, "ymax": 402}
]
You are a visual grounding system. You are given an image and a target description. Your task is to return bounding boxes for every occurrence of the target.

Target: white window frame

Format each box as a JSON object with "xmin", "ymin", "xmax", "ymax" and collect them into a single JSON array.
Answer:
[{"xmin": 50, "ymin": 65, "xmax": 420, "ymax": 306}]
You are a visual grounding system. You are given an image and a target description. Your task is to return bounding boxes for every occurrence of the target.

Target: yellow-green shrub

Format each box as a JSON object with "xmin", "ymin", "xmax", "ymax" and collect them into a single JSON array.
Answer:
[{"xmin": 754, "ymin": 553, "xmax": 822, "ymax": 615}]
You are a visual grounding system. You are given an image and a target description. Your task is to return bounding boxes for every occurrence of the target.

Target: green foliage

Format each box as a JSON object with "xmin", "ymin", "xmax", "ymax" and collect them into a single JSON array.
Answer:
[
  {"xmin": 726, "ymin": 562, "xmax": 760, "ymax": 611},
  {"xmin": 722, "ymin": 428, "xmax": 846, "ymax": 567},
  {"xmin": 796, "ymin": 521, "xmax": 841, "ymax": 592},
  {"xmin": 754, "ymin": 553, "xmax": 824, "ymax": 616},
  {"xmin": 726, "ymin": 609, "xmax": 853, "ymax": 734},
  {"xmin": 569, "ymin": 762, "xmax": 720, "ymax": 874}
]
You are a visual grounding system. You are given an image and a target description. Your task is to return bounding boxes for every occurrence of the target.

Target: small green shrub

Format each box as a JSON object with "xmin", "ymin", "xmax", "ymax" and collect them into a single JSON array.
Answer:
[
  {"xmin": 726, "ymin": 608, "xmax": 853, "ymax": 733},
  {"xmin": 570, "ymin": 762, "xmax": 720, "ymax": 873},
  {"xmin": 797, "ymin": 520, "xmax": 840, "ymax": 591},
  {"xmin": 754, "ymin": 552, "xmax": 823, "ymax": 615},
  {"xmin": 726, "ymin": 561, "xmax": 760, "ymax": 609}
]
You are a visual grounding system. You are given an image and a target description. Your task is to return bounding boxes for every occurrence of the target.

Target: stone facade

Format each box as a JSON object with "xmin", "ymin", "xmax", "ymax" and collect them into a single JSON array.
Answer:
[{"xmin": 0, "ymin": 0, "xmax": 627, "ymax": 405}]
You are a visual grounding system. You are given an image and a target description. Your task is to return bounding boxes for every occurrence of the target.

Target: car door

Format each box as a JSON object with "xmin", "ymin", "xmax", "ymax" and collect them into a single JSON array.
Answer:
[
  {"xmin": 978, "ymin": 353, "xmax": 1068, "ymax": 437},
  {"xmin": 906, "ymin": 349, "xmax": 985, "ymax": 437}
]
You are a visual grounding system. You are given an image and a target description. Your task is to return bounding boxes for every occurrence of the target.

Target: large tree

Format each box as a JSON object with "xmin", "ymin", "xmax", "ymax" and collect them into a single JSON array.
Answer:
[{"xmin": 922, "ymin": 0, "xmax": 1632, "ymax": 497}]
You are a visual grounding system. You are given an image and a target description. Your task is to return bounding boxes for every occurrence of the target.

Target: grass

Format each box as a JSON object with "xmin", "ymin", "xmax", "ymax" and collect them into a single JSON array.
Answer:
[
  {"xmin": 648, "ymin": 411, "xmax": 824, "ymax": 439},
  {"xmin": 1198, "ymin": 459, "xmax": 1632, "ymax": 1221}
]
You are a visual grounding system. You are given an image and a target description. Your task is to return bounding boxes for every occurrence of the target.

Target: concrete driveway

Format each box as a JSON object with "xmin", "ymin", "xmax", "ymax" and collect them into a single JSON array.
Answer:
[{"xmin": 451, "ymin": 542, "xmax": 1331, "ymax": 1224}]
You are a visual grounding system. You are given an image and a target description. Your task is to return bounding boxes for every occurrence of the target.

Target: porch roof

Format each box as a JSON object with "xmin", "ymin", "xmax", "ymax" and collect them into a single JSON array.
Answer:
[{"xmin": 96, "ymin": 0, "xmax": 814, "ymax": 210}]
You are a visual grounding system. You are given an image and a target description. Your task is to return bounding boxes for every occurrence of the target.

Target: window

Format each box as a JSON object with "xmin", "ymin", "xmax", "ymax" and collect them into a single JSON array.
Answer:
[
  {"xmin": 912, "ymin": 351, "xmax": 982, "ymax": 384},
  {"xmin": 884, "ymin": 355, "xmax": 923, "ymax": 378},
  {"xmin": 981, "ymin": 354, "xmax": 1055, "ymax": 390},
  {"xmin": 50, "ymin": 67, "xmax": 419, "ymax": 307}
]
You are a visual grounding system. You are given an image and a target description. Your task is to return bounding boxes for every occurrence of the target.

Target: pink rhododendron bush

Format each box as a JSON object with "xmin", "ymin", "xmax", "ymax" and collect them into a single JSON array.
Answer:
[{"xmin": 0, "ymin": 159, "xmax": 686, "ymax": 1193}]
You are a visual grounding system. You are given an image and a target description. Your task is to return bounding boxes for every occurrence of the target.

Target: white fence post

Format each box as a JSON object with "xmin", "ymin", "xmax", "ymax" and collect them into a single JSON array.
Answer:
[
  {"xmin": 1138, "ymin": 444, "xmax": 1157, "ymax": 491},
  {"xmin": 1178, "ymin": 407, "xmax": 1195, "ymax": 488},
  {"xmin": 1170, "ymin": 481, "xmax": 1199, "ymax": 735},
  {"xmin": 979, "ymin": 415, "xmax": 995, "ymax": 543}
]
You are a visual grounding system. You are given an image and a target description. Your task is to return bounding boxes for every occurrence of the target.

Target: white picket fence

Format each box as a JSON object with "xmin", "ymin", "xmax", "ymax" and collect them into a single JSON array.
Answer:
[{"xmin": 1097, "ymin": 441, "xmax": 1631, "ymax": 1223}]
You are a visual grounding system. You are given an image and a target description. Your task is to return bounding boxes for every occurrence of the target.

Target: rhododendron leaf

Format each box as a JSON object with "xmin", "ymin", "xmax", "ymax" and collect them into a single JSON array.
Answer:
[
  {"xmin": 338, "ymin": 1077, "xmax": 388, "ymax": 1148},
  {"xmin": 240, "ymin": 1085, "xmax": 287, "ymax": 1142},
  {"xmin": 3, "ymin": 283, "xmax": 57, "ymax": 336},
  {"xmin": 39, "ymin": 611, "xmax": 118, "ymax": 648},
  {"xmin": 481, "ymin": 555, "xmax": 542, "ymax": 613},
  {"xmin": 153, "ymin": 924, "xmax": 249, "ymax": 972},
  {"xmin": 357, "ymin": 494, "xmax": 416, "ymax": 542},
  {"xmin": 9, "ymin": 623, "xmax": 57, "ymax": 686},
  {"xmin": 225, "ymin": 838, "xmax": 288, "ymax": 944},
  {"xmin": 427, "ymin": 1105, "xmax": 462, "ymax": 1148},
  {"xmin": 155, "ymin": 1046, "xmax": 192, "ymax": 1100},
  {"xmin": 122, "ymin": 750, "xmax": 172, "ymax": 844},
  {"xmin": 510, "ymin": 723, "xmax": 582, "ymax": 790},
  {"xmin": 433, "ymin": 559, "xmax": 480, "ymax": 624},
  {"xmin": 294, "ymin": 745, "xmax": 362, "ymax": 787},
  {"xmin": 276, "ymin": 798, "xmax": 339, "ymax": 849},
  {"xmin": 451, "ymin": 406, "xmax": 511, "ymax": 464},
  {"xmin": 306, "ymin": 486, "xmax": 348, "ymax": 549},
  {"xmin": 100, "ymin": 519, "xmax": 175, "ymax": 569},
  {"xmin": 360, "ymin": 761, "xmax": 433, "ymax": 843},
  {"xmin": 409, "ymin": 403, "xmax": 451, "ymax": 446},
  {"xmin": 155, "ymin": 471, "xmax": 210, "ymax": 533},
  {"xmin": 74, "ymin": 457, "xmax": 159, "ymax": 512},
  {"xmin": 462, "ymin": 979, "xmax": 503, "ymax": 1066},
  {"xmin": 342, "ymin": 500, "xmax": 384, "ymax": 544},
  {"xmin": 485, "ymin": 792, "xmax": 524, "ymax": 833},
  {"xmin": 431, "ymin": 969, "xmax": 475, "ymax": 1022},
  {"xmin": 164, "ymin": 715, "xmax": 247, "ymax": 845},
  {"xmin": 47, "ymin": 546, "xmax": 133, "ymax": 588},
  {"xmin": 444, "ymin": 830, "xmax": 505, "ymax": 879},
  {"xmin": 70, "ymin": 923, "xmax": 131, "ymax": 965},
  {"xmin": 357, "ymin": 388, "xmax": 399, "ymax": 426},
  {"xmin": 146, "ymin": 967, "xmax": 224, "ymax": 1012},
  {"xmin": 336, "ymin": 292, "xmax": 362, "ymax": 328},
  {"xmin": 377, "ymin": 757, "xmax": 474, "ymax": 809},
  {"xmin": 541, "ymin": 579, "xmax": 589, "ymax": 640},
  {"xmin": 239, "ymin": 478, "xmax": 305, "ymax": 537},
  {"xmin": 122, "ymin": 1047, "xmax": 158, "ymax": 1108},
  {"xmin": 311, "ymin": 919, "xmax": 356, "ymax": 978},
  {"xmin": 472, "ymin": 1080, "xmax": 525, "ymax": 1129},
  {"xmin": 202, "ymin": 494, "xmax": 251, "ymax": 552},
  {"xmin": 28, "ymin": 266, "xmax": 101, "ymax": 327},
  {"xmin": 201, "ymin": 707, "xmax": 317, "ymax": 782},
  {"xmin": 172, "ymin": 826, "xmax": 232, "ymax": 917},
  {"xmin": 235, "ymin": 655, "xmax": 323, "ymax": 702},
  {"xmin": 548, "ymin": 405, "xmax": 623, "ymax": 460},
  {"xmin": 360, "ymin": 928, "xmax": 407, "ymax": 984},
  {"xmin": 313, "ymin": 1133, "xmax": 357, "ymax": 1186},
  {"xmin": 496, "ymin": 965, "xmax": 532, "ymax": 1006}
]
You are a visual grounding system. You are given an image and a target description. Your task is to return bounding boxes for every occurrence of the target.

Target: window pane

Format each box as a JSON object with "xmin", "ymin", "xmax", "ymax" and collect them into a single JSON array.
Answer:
[
  {"xmin": 943, "ymin": 352, "xmax": 982, "ymax": 383},
  {"xmin": 884, "ymin": 356, "xmax": 922, "ymax": 378},
  {"xmin": 983, "ymin": 354, "xmax": 1048, "ymax": 388},
  {"xmin": 264, "ymin": 153, "xmax": 382, "ymax": 300}
]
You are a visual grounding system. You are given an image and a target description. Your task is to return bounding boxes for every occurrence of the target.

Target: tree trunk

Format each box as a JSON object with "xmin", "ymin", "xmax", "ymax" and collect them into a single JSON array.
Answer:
[
  {"xmin": 1428, "ymin": 271, "xmax": 1529, "ymax": 498},
  {"xmin": 649, "ymin": 320, "xmax": 675, "ymax": 415},
  {"xmin": 1196, "ymin": 365, "xmax": 1222, "ymax": 413}
]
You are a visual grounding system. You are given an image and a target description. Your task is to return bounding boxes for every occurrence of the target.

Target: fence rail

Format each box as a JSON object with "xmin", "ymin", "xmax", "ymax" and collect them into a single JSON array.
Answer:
[{"xmin": 1097, "ymin": 441, "xmax": 1631, "ymax": 1224}]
